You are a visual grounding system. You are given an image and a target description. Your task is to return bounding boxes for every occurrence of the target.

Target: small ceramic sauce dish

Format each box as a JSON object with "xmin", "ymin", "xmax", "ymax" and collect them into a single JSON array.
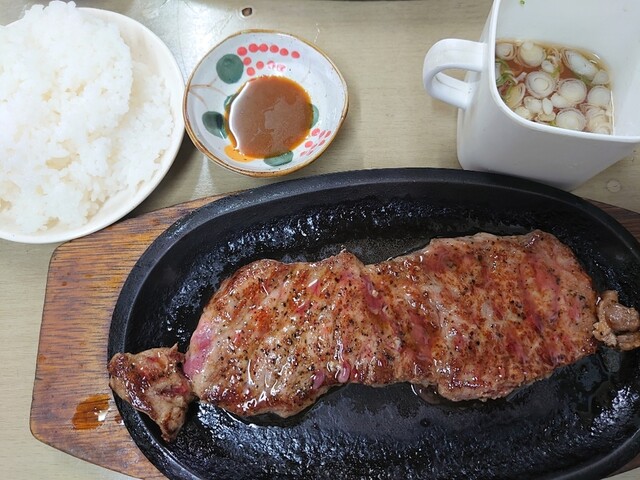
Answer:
[{"xmin": 184, "ymin": 30, "xmax": 349, "ymax": 177}]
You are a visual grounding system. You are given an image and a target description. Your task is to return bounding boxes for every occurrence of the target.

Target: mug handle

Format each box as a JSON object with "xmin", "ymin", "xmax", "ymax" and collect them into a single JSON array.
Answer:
[{"xmin": 422, "ymin": 39, "xmax": 486, "ymax": 110}]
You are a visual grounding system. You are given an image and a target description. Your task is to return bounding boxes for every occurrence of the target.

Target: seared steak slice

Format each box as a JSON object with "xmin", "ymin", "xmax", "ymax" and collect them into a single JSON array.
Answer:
[
  {"xmin": 594, "ymin": 290, "xmax": 640, "ymax": 350},
  {"xmin": 108, "ymin": 345, "xmax": 194, "ymax": 441},
  {"xmin": 108, "ymin": 230, "xmax": 640, "ymax": 441},
  {"xmin": 183, "ymin": 230, "xmax": 600, "ymax": 417}
]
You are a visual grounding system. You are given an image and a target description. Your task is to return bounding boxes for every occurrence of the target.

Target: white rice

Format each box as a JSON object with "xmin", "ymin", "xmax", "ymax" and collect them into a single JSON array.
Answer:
[{"xmin": 0, "ymin": 1, "xmax": 173, "ymax": 233}]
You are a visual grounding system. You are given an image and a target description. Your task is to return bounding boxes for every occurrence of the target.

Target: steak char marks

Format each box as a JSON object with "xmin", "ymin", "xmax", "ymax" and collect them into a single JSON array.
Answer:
[
  {"xmin": 109, "ymin": 230, "xmax": 640, "ymax": 441},
  {"xmin": 182, "ymin": 230, "xmax": 599, "ymax": 417}
]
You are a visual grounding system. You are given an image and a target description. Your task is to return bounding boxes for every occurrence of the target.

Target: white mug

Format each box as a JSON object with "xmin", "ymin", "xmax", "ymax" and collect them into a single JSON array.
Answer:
[{"xmin": 423, "ymin": 0, "xmax": 640, "ymax": 191}]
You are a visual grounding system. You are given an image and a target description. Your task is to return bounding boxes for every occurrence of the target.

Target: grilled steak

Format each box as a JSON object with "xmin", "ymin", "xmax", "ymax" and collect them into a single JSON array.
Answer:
[
  {"xmin": 108, "ymin": 345, "xmax": 194, "ymax": 442},
  {"xmin": 594, "ymin": 290, "xmax": 640, "ymax": 350},
  {"xmin": 108, "ymin": 230, "xmax": 640, "ymax": 441}
]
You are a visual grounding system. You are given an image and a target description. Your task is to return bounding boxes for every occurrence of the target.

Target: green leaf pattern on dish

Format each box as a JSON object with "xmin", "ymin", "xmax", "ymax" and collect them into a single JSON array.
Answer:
[
  {"xmin": 264, "ymin": 151, "xmax": 293, "ymax": 166},
  {"xmin": 216, "ymin": 54, "xmax": 244, "ymax": 84},
  {"xmin": 202, "ymin": 111, "xmax": 226, "ymax": 139}
]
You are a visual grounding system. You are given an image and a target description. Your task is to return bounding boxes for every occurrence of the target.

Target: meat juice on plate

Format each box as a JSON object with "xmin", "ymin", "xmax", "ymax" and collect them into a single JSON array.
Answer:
[{"xmin": 495, "ymin": 39, "xmax": 613, "ymax": 134}]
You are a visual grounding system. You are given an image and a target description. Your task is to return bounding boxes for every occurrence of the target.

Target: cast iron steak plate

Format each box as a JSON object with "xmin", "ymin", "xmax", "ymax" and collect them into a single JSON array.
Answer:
[{"xmin": 109, "ymin": 168, "xmax": 640, "ymax": 480}]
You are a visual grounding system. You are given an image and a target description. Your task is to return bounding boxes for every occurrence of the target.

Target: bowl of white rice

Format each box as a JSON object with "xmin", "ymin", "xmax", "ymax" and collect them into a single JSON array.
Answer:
[{"xmin": 0, "ymin": 1, "xmax": 185, "ymax": 244}]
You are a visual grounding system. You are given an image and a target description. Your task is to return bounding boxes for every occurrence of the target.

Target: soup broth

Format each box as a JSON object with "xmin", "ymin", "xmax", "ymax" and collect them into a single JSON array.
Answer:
[{"xmin": 495, "ymin": 39, "xmax": 613, "ymax": 134}]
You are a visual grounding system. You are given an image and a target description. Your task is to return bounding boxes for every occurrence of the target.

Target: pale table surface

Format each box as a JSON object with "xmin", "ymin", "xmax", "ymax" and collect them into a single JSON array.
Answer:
[{"xmin": 2, "ymin": 1, "xmax": 640, "ymax": 479}]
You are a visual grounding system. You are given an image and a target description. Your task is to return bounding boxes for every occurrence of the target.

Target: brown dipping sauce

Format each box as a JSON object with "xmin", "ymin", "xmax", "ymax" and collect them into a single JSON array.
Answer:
[{"xmin": 226, "ymin": 75, "xmax": 312, "ymax": 158}]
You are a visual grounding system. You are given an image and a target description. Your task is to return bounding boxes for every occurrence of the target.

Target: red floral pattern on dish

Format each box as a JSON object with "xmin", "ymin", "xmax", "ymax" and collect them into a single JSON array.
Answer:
[
  {"xmin": 236, "ymin": 43, "xmax": 301, "ymax": 77},
  {"xmin": 300, "ymin": 128, "xmax": 332, "ymax": 157}
]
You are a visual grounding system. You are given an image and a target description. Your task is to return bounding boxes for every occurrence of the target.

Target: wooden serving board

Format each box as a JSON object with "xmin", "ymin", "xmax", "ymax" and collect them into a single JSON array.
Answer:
[{"xmin": 30, "ymin": 195, "xmax": 640, "ymax": 479}]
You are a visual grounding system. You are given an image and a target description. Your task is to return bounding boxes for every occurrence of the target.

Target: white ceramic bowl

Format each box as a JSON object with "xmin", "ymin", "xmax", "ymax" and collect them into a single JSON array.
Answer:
[
  {"xmin": 0, "ymin": 8, "xmax": 184, "ymax": 244},
  {"xmin": 184, "ymin": 30, "xmax": 348, "ymax": 177}
]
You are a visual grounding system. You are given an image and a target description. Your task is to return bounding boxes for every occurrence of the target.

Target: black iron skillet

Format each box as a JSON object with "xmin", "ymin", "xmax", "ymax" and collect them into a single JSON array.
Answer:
[{"xmin": 108, "ymin": 168, "xmax": 640, "ymax": 479}]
